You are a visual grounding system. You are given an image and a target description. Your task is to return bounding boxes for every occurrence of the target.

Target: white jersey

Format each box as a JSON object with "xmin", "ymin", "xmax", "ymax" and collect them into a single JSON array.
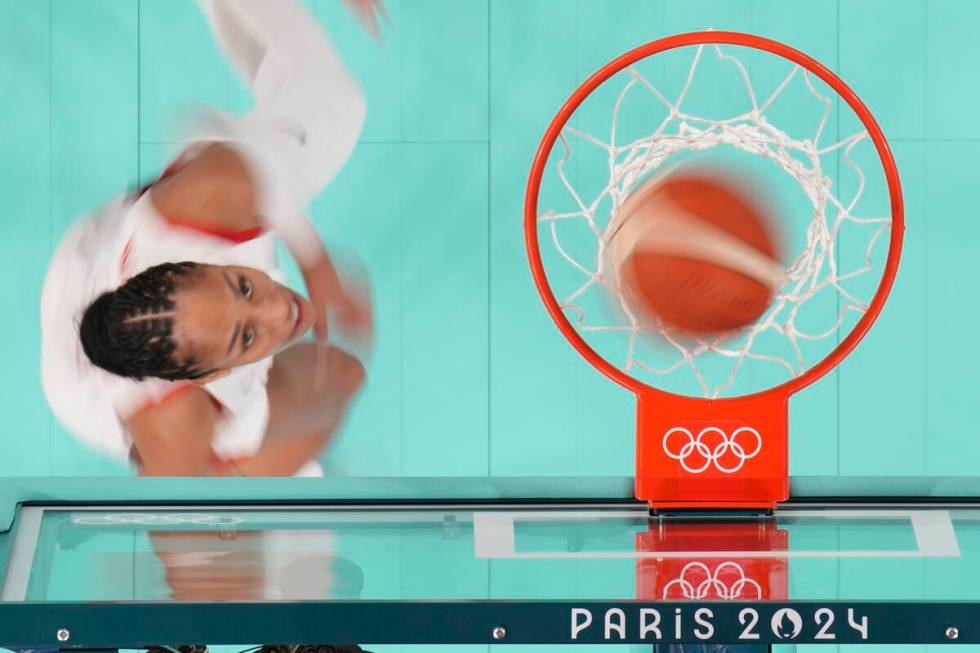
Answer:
[
  {"xmin": 40, "ymin": 188, "xmax": 281, "ymax": 463},
  {"xmin": 41, "ymin": 0, "xmax": 365, "ymax": 471}
]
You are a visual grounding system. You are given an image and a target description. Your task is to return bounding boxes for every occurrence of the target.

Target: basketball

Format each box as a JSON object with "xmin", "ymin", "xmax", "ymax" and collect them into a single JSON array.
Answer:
[{"xmin": 605, "ymin": 170, "xmax": 784, "ymax": 335}]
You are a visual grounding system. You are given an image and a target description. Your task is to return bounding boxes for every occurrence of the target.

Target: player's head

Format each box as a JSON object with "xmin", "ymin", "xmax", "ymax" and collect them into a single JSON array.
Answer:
[{"xmin": 78, "ymin": 262, "xmax": 316, "ymax": 381}]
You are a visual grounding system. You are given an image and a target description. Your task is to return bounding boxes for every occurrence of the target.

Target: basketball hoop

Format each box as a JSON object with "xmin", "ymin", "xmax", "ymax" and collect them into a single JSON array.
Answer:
[{"xmin": 524, "ymin": 32, "xmax": 904, "ymax": 510}]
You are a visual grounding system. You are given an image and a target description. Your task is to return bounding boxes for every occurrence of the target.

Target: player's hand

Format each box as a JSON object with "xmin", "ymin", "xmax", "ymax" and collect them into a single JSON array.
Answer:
[
  {"xmin": 342, "ymin": 0, "xmax": 389, "ymax": 41},
  {"xmin": 302, "ymin": 255, "xmax": 373, "ymax": 388},
  {"xmin": 303, "ymin": 256, "xmax": 373, "ymax": 343},
  {"xmin": 331, "ymin": 275, "xmax": 373, "ymax": 350},
  {"xmin": 302, "ymin": 256, "xmax": 341, "ymax": 344}
]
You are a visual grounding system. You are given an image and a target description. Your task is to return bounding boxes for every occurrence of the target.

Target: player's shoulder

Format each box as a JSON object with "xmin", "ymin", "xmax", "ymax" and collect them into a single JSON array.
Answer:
[{"xmin": 149, "ymin": 142, "xmax": 261, "ymax": 233}]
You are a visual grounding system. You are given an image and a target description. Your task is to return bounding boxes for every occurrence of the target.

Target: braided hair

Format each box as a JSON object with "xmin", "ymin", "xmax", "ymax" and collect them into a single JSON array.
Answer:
[{"xmin": 79, "ymin": 262, "xmax": 215, "ymax": 381}]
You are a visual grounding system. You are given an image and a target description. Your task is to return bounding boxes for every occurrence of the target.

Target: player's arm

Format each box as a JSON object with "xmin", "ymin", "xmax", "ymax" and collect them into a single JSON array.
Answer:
[
  {"xmin": 192, "ymin": 0, "xmax": 367, "ymax": 237},
  {"xmin": 148, "ymin": 142, "xmax": 261, "ymax": 234},
  {"xmin": 152, "ymin": 0, "xmax": 371, "ymax": 240},
  {"xmin": 126, "ymin": 386, "xmax": 221, "ymax": 476},
  {"xmin": 195, "ymin": 0, "xmax": 371, "ymax": 343}
]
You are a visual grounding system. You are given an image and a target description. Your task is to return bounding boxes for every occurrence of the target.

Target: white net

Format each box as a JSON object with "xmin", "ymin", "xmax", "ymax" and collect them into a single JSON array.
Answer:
[{"xmin": 536, "ymin": 42, "xmax": 895, "ymax": 399}]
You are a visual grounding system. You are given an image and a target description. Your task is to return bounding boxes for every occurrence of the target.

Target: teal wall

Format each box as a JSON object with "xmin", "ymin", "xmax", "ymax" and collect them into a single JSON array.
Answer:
[{"xmin": 0, "ymin": 0, "xmax": 973, "ymax": 484}]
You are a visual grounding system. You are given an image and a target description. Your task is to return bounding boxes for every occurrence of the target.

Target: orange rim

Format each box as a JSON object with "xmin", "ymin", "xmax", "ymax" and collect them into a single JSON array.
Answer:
[{"xmin": 524, "ymin": 31, "xmax": 904, "ymax": 403}]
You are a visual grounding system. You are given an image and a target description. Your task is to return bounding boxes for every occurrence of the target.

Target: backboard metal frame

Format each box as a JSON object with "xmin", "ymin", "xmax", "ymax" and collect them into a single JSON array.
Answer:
[{"xmin": 0, "ymin": 492, "xmax": 977, "ymax": 647}]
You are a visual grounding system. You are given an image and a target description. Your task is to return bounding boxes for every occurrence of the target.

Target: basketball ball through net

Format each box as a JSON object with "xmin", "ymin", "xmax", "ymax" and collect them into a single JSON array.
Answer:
[{"xmin": 605, "ymin": 169, "xmax": 784, "ymax": 335}]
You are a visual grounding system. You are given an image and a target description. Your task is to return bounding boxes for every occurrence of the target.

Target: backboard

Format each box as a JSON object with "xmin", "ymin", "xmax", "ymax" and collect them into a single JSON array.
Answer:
[
  {"xmin": 3, "ymin": 3, "xmax": 980, "ymax": 650},
  {"xmin": 1, "ymin": 478, "xmax": 980, "ymax": 649},
  {"xmin": 524, "ymin": 31, "xmax": 904, "ymax": 511}
]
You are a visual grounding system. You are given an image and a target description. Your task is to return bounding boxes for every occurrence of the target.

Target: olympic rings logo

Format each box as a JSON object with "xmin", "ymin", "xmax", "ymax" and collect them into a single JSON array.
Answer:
[
  {"xmin": 71, "ymin": 513, "xmax": 243, "ymax": 526},
  {"xmin": 662, "ymin": 426, "xmax": 762, "ymax": 474},
  {"xmin": 662, "ymin": 561, "xmax": 763, "ymax": 600}
]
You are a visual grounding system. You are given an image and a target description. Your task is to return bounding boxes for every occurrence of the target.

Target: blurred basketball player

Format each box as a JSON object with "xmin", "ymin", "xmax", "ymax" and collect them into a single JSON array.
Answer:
[{"xmin": 40, "ymin": 0, "xmax": 386, "ymax": 478}]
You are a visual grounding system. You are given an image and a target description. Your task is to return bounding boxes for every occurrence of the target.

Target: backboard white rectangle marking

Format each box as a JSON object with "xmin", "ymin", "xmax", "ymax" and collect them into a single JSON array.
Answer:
[{"xmin": 472, "ymin": 509, "xmax": 961, "ymax": 560}]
